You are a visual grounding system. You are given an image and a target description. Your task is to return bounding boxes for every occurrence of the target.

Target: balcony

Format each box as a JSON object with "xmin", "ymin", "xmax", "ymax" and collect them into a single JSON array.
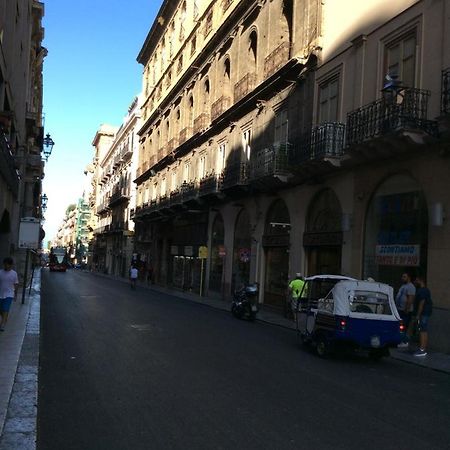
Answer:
[
  {"xmin": 181, "ymin": 181, "xmax": 199, "ymax": 204},
  {"xmin": 179, "ymin": 127, "xmax": 193, "ymax": 144},
  {"xmin": 264, "ymin": 42, "xmax": 290, "ymax": 79},
  {"xmin": 234, "ymin": 73, "xmax": 256, "ymax": 102},
  {"xmin": 96, "ymin": 202, "xmax": 110, "ymax": 215},
  {"xmin": 121, "ymin": 143, "xmax": 133, "ymax": 161},
  {"xmin": 0, "ymin": 132, "xmax": 19, "ymax": 197},
  {"xmin": 113, "ymin": 154, "xmax": 121, "ymax": 168},
  {"xmin": 442, "ymin": 68, "xmax": 450, "ymax": 115},
  {"xmin": 193, "ymin": 113, "xmax": 210, "ymax": 135},
  {"xmin": 169, "ymin": 189, "xmax": 183, "ymax": 208},
  {"xmin": 294, "ymin": 123, "xmax": 346, "ymax": 162},
  {"xmin": 250, "ymin": 143, "xmax": 291, "ymax": 189},
  {"xmin": 211, "ymin": 96, "xmax": 231, "ymax": 121},
  {"xmin": 158, "ymin": 195, "xmax": 170, "ymax": 211},
  {"xmin": 346, "ymin": 88, "xmax": 438, "ymax": 149},
  {"xmin": 167, "ymin": 138, "xmax": 179, "ymax": 153},
  {"xmin": 199, "ymin": 173, "xmax": 222, "ymax": 198},
  {"xmin": 108, "ymin": 187, "xmax": 130, "ymax": 207},
  {"xmin": 221, "ymin": 160, "xmax": 250, "ymax": 191}
]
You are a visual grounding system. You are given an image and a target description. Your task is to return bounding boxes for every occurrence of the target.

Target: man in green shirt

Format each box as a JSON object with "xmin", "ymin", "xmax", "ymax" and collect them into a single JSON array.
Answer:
[{"xmin": 288, "ymin": 273, "xmax": 305, "ymax": 319}]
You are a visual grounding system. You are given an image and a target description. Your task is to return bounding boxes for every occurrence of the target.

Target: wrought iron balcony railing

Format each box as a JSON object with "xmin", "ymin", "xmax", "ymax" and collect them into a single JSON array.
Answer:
[
  {"xmin": 294, "ymin": 122, "xmax": 346, "ymax": 162},
  {"xmin": 199, "ymin": 173, "xmax": 222, "ymax": 196},
  {"xmin": 159, "ymin": 195, "xmax": 170, "ymax": 210},
  {"xmin": 221, "ymin": 160, "xmax": 250, "ymax": 190},
  {"xmin": 181, "ymin": 181, "xmax": 198, "ymax": 202},
  {"xmin": 193, "ymin": 113, "xmax": 210, "ymax": 134},
  {"xmin": 250, "ymin": 143, "xmax": 291, "ymax": 180},
  {"xmin": 211, "ymin": 96, "xmax": 231, "ymax": 121},
  {"xmin": 346, "ymin": 88, "xmax": 436, "ymax": 147},
  {"xmin": 121, "ymin": 143, "xmax": 132, "ymax": 160},
  {"xmin": 442, "ymin": 68, "xmax": 450, "ymax": 115},
  {"xmin": 170, "ymin": 189, "xmax": 182, "ymax": 207},
  {"xmin": 264, "ymin": 42, "xmax": 290, "ymax": 79},
  {"xmin": 234, "ymin": 73, "xmax": 256, "ymax": 102}
]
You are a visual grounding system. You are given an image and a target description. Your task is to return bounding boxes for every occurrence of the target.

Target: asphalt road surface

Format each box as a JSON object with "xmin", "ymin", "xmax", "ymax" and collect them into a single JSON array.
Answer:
[{"xmin": 38, "ymin": 269, "xmax": 450, "ymax": 450}]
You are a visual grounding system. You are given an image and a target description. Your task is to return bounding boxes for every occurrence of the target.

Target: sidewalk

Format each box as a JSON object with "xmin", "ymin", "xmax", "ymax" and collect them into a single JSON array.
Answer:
[
  {"xmin": 92, "ymin": 271, "xmax": 450, "ymax": 374},
  {"xmin": 0, "ymin": 269, "xmax": 40, "ymax": 450}
]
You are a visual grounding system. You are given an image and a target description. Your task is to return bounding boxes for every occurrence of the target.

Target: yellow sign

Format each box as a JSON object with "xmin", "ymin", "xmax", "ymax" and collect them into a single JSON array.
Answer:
[{"xmin": 198, "ymin": 246, "xmax": 208, "ymax": 259}]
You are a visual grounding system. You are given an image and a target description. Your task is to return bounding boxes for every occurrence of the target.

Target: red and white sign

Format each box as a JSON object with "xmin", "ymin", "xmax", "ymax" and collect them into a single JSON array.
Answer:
[{"xmin": 375, "ymin": 245, "xmax": 420, "ymax": 267}]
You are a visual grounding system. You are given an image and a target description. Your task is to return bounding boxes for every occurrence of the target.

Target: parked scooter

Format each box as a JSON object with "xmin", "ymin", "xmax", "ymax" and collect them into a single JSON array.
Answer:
[{"xmin": 231, "ymin": 284, "xmax": 259, "ymax": 321}]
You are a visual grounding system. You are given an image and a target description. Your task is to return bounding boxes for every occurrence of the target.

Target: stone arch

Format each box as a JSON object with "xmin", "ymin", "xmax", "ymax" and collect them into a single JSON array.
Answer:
[
  {"xmin": 304, "ymin": 188, "xmax": 343, "ymax": 275},
  {"xmin": 363, "ymin": 173, "xmax": 428, "ymax": 289},
  {"xmin": 263, "ymin": 199, "xmax": 291, "ymax": 310}
]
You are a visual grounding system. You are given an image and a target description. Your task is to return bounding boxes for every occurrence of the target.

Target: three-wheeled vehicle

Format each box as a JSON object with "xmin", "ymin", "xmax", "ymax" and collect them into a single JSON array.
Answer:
[{"xmin": 296, "ymin": 277, "xmax": 405, "ymax": 359}]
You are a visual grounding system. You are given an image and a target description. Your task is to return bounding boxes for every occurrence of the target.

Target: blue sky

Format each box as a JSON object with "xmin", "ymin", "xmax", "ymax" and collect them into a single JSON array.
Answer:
[{"xmin": 42, "ymin": 0, "xmax": 159, "ymax": 241}]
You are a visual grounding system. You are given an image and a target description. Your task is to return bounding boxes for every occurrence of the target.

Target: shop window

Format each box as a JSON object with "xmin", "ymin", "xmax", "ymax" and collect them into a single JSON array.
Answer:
[
  {"xmin": 232, "ymin": 210, "xmax": 251, "ymax": 292},
  {"xmin": 363, "ymin": 174, "xmax": 428, "ymax": 290},
  {"xmin": 209, "ymin": 215, "xmax": 225, "ymax": 292},
  {"xmin": 384, "ymin": 32, "xmax": 417, "ymax": 88},
  {"xmin": 318, "ymin": 77, "xmax": 339, "ymax": 123}
]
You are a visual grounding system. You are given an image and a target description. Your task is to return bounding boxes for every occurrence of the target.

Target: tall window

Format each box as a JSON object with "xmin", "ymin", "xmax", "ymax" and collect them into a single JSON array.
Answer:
[
  {"xmin": 385, "ymin": 32, "xmax": 416, "ymax": 88},
  {"xmin": 193, "ymin": 0, "xmax": 199, "ymax": 19},
  {"xmin": 242, "ymin": 129, "xmax": 251, "ymax": 160},
  {"xmin": 184, "ymin": 162, "xmax": 191, "ymax": 181},
  {"xmin": 318, "ymin": 77, "xmax": 339, "ymax": 123},
  {"xmin": 217, "ymin": 143, "xmax": 226, "ymax": 173},
  {"xmin": 198, "ymin": 155, "xmax": 206, "ymax": 179},
  {"xmin": 161, "ymin": 177, "xmax": 167, "ymax": 196},
  {"xmin": 274, "ymin": 109, "xmax": 288, "ymax": 143},
  {"xmin": 171, "ymin": 171, "xmax": 177, "ymax": 191},
  {"xmin": 249, "ymin": 30, "xmax": 257, "ymax": 71}
]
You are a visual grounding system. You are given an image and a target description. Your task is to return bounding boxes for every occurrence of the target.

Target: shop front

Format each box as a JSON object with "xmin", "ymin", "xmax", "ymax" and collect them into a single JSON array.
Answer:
[
  {"xmin": 209, "ymin": 214, "xmax": 225, "ymax": 294},
  {"xmin": 263, "ymin": 200, "xmax": 290, "ymax": 310},
  {"xmin": 304, "ymin": 189, "xmax": 343, "ymax": 275},
  {"xmin": 170, "ymin": 214, "xmax": 208, "ymax": 294},
  {"xmin": 232, "ymin": 209, "xmax": 251, "ymax": 293},
  {"xmin": 363, "ymin": 174, "xmax": 428, "ymax": 290}
]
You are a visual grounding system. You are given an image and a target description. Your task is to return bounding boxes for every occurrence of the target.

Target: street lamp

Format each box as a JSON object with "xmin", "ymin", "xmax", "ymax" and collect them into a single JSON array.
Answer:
[
  {"xmin": 42, "ymin": 133, "xmax": 55, "ymax": 161},
  {"xmin": 41, "ymin": 193, "xmax": 48, "ymax": 212}
]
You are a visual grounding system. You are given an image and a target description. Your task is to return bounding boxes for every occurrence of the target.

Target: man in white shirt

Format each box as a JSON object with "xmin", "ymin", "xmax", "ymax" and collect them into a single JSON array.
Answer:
[
  {"xmin": 129, "ymin": 266, "xmax": 138, "ymax": 290},
  {"xmin": 0, "ymin": 257, "xmax": 19, "ymax": 331}
]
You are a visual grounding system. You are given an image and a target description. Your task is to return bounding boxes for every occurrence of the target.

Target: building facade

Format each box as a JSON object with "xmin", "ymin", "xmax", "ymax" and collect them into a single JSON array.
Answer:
[
  {"xmin": 132, "ymin": 0, "xmax": 450, "ymax": 352},
  {"xmin": 0, "ymin": 1, "xmax": 47, "ymax": 268},
  {"xmin": 91, "ymin": 98, "xmax": 141, "ymax": 276}
]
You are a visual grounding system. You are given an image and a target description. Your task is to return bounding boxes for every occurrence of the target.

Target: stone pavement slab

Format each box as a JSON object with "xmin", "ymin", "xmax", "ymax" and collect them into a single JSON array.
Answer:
[{"xmin": 0, "ymin": 269, "xmax": 40, "ymax": 450}]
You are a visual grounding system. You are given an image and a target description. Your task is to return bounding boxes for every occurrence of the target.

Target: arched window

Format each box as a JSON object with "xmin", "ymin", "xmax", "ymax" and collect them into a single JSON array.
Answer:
[
  {"xmin": 189, "ymin": 95, "xmax": 194, "ymax": 128},
  {"xmin": 249, "ymin": 30, "xmax": 257, "ymax": 71},
  {"xmin": 223, "ymin": 57, "xmax": 231, "ymax": 97}
]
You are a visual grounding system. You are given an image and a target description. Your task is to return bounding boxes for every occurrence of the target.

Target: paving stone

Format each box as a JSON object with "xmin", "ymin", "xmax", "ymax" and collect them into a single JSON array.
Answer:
[
  {"xmin": 0, "ymin": 432, "xmax": 35, "ymax": 450},
  {"xmin": 3, "ymin": 417, "xmax": 35, "ymax": 433}
]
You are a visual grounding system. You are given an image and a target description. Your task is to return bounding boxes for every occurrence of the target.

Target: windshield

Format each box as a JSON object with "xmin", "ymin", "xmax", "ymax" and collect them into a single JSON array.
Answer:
[{"xmin": 350, "ymin": 291, "xmax": 392, "ymax": 315}]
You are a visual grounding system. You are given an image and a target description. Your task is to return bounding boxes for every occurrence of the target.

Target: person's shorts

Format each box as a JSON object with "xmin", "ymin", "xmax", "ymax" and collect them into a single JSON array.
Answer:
[
  {"xmin": 419, "ymin": 315, "xmax": 430, "ymax": 332},
  {"xmin": 0, "ymin": 297, "xmax": 13, "ymax": 313}
]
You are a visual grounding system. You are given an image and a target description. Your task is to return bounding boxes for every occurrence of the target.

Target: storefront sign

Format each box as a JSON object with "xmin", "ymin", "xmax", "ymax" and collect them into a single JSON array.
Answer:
[
  {"xmin": 303, "ymin": 232, "xmax": 343, "ymax": 247},
  {"xmin": 218, "ymin": 245, "xmax": 226, "ymax": 257},
  {"xmin": 375, "ymin": 245, "xmax": 420, "ymax": 267},
  {"xmin": 198, "ymin": 246, "xmax": 208, "ymax": 259}
]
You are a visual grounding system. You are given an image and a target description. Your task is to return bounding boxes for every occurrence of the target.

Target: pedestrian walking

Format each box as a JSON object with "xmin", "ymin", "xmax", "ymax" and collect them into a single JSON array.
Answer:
[
  {"xmin": 412, "ymin": 276, "xmax": 433, "ymax": 357},
  {"xmin": 288, "ymin": 273, "xmax": 305, "ymax": 320},
  {"xmin": 395, "ymin": 272, "xmax": 415, "ymax": 348},
  {"xmin": 129, "ymin": 265, "xmax": 138, "ymax": 290},
  {"xmin": 0, "ymin": 257, "xmax": 19, "ymax": 332}
]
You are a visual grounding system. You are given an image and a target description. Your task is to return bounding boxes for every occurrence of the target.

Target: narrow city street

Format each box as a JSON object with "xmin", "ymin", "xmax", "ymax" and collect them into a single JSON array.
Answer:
[{"xmin": 38, "ymin": 269, "xmax": 450, "ymax": 450}]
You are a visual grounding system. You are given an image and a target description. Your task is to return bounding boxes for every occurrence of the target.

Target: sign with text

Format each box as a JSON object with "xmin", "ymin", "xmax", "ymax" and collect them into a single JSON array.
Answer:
[
  {"xmin": 18, "ymin": 218, "xmax": 40, "ymax": 249},
  {"xmin": 198, "ymin": 246, "xmax": 208, "ymax": 259},
  {"xmin": 375, "ymin": 245, "xmax": 420, "ymax": 267}
]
